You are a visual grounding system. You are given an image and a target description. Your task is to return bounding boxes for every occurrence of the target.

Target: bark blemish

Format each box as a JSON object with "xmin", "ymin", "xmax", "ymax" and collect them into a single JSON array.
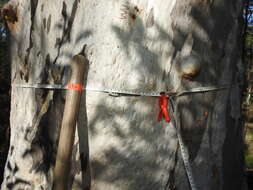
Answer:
[
  {"xmin": 51, "ymin": 66, "xmax": 65, "ymax": 83},
  {"xmin": 61, "ymin": 1, "xmax": 67, "ymax": 20},
  {"xmin": 130, "ymin": 13, "xmax": 136, "ymax": 20},
  {"xmin": 19, "ymin": 71, "xmax": 23, "ymax": 80},
  {"xmin": 6, "ymin": 161, "xmax": 12, "ymax": 171},
  {"xmin": 120, "ymin": 1, "xmax": 142, "ymax": 24},
  {"xmin": 43, "ymin": 18, "xmax": 46, "ymax": 29},
  {"xmin": 55, "ymin": 38, "xmax": 61, "ymax": 48},
  {"xmin": 10, "ymin": 146, "xmax": 14, "ymax": 156},
  {"xmin": 41, "ymin": 54, "xmax": 50, "ymax": 81},
  {"xmin": 24, "ymin": 69, "xmax": 29, "ymax": 82},
  {"xmin": 41, "ymin": 4, "xmax": 44, "ymax": 12},
  {"xmin": 134, "ymin": 6, "xmax": 140, "ymax": 13},
  {"xmin": 146, "ymin": 8, "xmax": 154, "ymax": 28},
  {"xmin": 47, "ymin": 15, "xmax": 51, "ymax": 33}
]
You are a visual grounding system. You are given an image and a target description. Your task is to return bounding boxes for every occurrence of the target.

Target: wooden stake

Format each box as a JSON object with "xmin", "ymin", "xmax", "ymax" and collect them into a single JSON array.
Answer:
[{"xmin": 53, "ymin": 55, "xmax": 87, "ymax": 190}]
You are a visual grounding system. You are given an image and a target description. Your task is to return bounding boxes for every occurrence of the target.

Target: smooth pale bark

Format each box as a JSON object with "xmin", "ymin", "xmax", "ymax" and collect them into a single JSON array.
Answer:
[{"xmin": 1, "ymin": 0, "xmax": 246, "ymax": 190}]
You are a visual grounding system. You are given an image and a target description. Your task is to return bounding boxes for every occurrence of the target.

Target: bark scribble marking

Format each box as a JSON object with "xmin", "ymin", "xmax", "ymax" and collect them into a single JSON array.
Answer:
[
  {"xmin": 53, "ymin": 0, "xmax": 80, "ymax": 65},
  {"xmin": 64, "ymin": 0, "xmax": 79, "ymax": 42},
  {"xmin": 5, "ymin": 161, "xmax": 31, "ymax": 189},
  {"xmin": 23, "ymin": 0, "xmax": 39, "ymax": 82},
  {"xmin": 6, "ymin": 178, "xmax": 31, "ymax": 189}
]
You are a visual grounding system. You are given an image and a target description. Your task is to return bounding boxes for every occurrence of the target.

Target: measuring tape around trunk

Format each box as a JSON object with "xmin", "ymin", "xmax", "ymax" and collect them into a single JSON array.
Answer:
[
  {"xmin": 12, "ymin": 83, "xmax": 230, "ymax": 97},
  {"xmin": 168, "ymin": 97, "xmax": 198, "ymax": 190},
  {"xmin": 177, "ymin": 128, "xmax": 197, "ymax": 190},
  {"xmin": 13, "ymin": 82, "xmax": 230, "ymax": 190}
]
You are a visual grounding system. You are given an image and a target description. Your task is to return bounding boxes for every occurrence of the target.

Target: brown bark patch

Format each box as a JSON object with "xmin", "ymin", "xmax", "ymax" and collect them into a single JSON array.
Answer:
[{"xmin": 1, "ymin": 4, "xmax": 18, "ymax": 32}]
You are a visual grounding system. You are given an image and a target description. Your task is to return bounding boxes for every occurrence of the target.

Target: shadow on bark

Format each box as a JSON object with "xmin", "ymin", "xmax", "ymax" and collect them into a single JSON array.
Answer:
[
  {"xmin": 2, "ymin": 1, "xmax": 246, "ymax": 190},
  {"xmin": 84, "ymin": 5, "xmax": 219, "ymax": 189},
  {"xmin": 81, "ymin": 2, "xmax": 245, "ymax": 190}
]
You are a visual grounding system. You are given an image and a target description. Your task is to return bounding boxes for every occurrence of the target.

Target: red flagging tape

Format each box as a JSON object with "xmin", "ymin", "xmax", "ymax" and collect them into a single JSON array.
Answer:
[
  {"xmin": 67, "ymin": 83, "xmax": 83, "ymax": 91},
  {"xmin": 157, "ymin": 93, "xmax": 171, "ymax": 123}
]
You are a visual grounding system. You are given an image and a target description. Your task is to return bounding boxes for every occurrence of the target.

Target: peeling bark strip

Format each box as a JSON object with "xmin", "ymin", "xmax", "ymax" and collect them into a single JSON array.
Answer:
[{"xmin": 53, "ymin": 55, "xmax": 87, "ymax": 190}]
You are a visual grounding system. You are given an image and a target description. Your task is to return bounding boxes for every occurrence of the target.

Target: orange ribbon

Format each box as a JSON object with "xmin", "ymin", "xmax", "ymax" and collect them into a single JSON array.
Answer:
[
  {"xmin": 157, "ymin": 93, "xmax": 171, "ymax": 123},
  {"xmin": 67, "ymin": 83, "xmax": 83, "ymax": 91}
]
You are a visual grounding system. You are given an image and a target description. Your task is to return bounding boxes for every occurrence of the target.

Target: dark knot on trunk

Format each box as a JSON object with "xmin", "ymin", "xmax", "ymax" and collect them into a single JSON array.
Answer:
[
  {"xmin": 0, "ymin": 4, "xmax": 18, "ymax": 24},
  {"xmin": 178, "ymin": 54, "xmax": 201, "ymax": 80}
]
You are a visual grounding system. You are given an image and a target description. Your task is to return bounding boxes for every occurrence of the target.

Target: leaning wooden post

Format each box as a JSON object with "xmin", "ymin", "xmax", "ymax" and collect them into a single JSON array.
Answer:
[{"xmin": 53, "ymin": 55, "xmax": 86, "ymax": 190}]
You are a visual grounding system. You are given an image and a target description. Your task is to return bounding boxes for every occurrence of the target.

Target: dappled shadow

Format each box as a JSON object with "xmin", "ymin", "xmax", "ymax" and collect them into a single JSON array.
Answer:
[
  {"xmin": 81, "ymin": 1, "xmax": 245, "ymax": 190},
  {"xmin": 189, "ymin": 1, "xmax": 246, "ymax": 190},
  {"xmin": 3, "ymin": 0, "xmax": 245, "ymax": 190},
  {"xmin": 84, "ymin": 3, "xmax": 221, "ymax": 189},
  {"xmin": 1, "ymin": 0, "xmax": 93, "ymax": 189},
  {"xmin": 87, "ymin": 94, "xmax": 178, "ymax": 189}
]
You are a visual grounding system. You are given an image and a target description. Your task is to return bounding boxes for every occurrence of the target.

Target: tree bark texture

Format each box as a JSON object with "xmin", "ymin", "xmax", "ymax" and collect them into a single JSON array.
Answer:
[{"xmin": 1, "ymin": 0, "xmax": 246, "ymax": 190}]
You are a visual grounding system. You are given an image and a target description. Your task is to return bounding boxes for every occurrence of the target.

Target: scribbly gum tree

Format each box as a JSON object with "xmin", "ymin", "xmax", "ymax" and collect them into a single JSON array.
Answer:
[{"xmin": 1, "ymin": 0, "xmax": 246, "ymax": 190}]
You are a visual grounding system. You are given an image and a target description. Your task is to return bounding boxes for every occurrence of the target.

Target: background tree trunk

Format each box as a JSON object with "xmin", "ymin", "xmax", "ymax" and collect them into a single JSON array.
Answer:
[{"xmin": 1, "ymin": 0, "xmax": 246, "ymax": 189}]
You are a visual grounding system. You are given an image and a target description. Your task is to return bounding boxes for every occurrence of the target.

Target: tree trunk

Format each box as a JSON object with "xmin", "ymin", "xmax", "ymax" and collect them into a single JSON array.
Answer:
[{"xmin": 1, "ymin": 0, "xmax": 246, "ymax": 190}]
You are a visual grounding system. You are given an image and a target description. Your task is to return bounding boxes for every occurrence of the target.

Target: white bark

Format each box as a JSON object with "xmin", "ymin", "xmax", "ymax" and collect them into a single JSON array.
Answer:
[{"xmin": 1, "ymin": 0, "xmax": 246, "ymax": 190}]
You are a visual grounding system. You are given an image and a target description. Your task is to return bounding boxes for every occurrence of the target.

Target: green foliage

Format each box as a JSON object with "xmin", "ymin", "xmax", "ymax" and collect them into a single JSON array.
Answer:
[
  {"xmin": 0, "ymin": 0, "xmax": 8, "ymax": 4},
  {"xmin": 245, "ymin": 153, "xmax": 253, "ymax": 168},
  {"xmin": 245, "ymin": 126, "xmax": 253, "ymax": 168},
  {"xmin": 246, "ymin": 26, "xmax": 253, "ymax": 49},
  {"xmin": 243, "ymin": 1, "xmax": 253, "ymax": 176}
]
